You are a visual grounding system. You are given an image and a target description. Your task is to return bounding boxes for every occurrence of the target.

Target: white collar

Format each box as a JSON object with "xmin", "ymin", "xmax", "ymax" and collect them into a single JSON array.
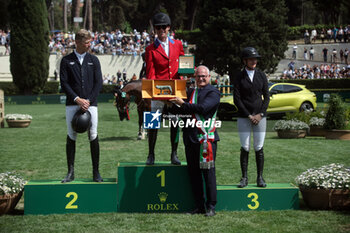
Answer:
[{"xmin": 74, "ymin": 50, "xmax": 87, "ymax": 58}]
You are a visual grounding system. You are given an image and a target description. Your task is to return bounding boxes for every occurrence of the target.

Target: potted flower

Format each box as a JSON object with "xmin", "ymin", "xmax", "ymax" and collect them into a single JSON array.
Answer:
[
  {"xmin": 0, "ymin": 172, "xmax": 26, "ymax": 215},
  {"xmin": 273, "ymin": 119, "xmax": 309, "ymax": 138},
  {"xmin": 295, "ymin": 163, "xmax": 350, "ymax": 210},
  {"xmin": 5, "ymin": 114, "xmax": 32, "ymax": 128},
  {"xmin": 323, "ymin": 94, "xmax": 350, "ymax": 140},
  {"xmin": 308, "ymin": 117, "xmax": 326, "ymax": 136}
]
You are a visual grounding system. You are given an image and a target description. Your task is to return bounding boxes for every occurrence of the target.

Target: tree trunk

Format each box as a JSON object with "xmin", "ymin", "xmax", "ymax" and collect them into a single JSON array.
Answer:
[
  {"xmin": 63, "ymin": 0, "xmax": 67, "ymax": 31},
  {"xmin": 72, "ymin": 0, "xmax": 80, "ymax": 29},
  {"xmin": 185, "ymin": 0, "xmax": 200, "ymax": 30},
  {"xmin": 88, "ymin": 0, "xmax": 92, "ymax": 31}
]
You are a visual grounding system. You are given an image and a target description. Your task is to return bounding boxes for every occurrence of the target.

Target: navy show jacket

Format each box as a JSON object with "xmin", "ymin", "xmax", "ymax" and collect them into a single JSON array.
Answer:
[{"xmin": 60, "ymin": 52, "xmax": 103, "ymax": 106}]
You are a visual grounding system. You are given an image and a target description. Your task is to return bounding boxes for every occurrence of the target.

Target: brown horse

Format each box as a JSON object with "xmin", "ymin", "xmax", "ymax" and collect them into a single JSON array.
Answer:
[
  {"xmin": 114, "ymin": 79, "xmax": 181, "ymax": 165},
  {"xmin": 114, "ymin": 80, "xmax": 151, "ymax": 140}
]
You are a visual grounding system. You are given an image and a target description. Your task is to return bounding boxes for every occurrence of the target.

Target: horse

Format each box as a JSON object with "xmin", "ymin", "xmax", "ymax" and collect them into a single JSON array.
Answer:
[{"xmin": 114, "ymin": 80, "xmax": 151, "ymax": 140}]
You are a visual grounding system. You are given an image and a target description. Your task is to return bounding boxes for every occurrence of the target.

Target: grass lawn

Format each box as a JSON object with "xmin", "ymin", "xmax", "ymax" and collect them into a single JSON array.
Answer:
[{"xmin": 1, "ymin": 103, "xmax": 350, "ymax": 233}]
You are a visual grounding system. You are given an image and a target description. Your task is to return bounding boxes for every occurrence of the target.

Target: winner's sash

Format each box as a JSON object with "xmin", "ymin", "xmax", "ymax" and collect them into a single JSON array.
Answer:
[{"xmin": 189, "ymin": 88, "xmax": 217, "ymax": 169}]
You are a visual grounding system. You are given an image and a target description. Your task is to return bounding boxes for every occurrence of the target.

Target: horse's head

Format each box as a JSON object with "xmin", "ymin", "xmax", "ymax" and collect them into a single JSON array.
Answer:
[{"xmin": 114, "ymin": 87, "xmax": 130, "ymax": 121}]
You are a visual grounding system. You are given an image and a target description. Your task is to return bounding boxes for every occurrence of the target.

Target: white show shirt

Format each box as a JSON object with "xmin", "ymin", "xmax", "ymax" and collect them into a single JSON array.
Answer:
[{"xmin": 245, "ymin": 68, "xmax": 255, "ymax": 82}]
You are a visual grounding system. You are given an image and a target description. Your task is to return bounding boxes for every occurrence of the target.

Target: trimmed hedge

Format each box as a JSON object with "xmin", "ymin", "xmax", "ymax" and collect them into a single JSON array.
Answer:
[
  {"xmin": 272, "ymin": 78, "xmax": 350, "ymax": 90},
  {"xmin": 0, "ymin": 82, "xmax": 116, "ymax": 95}
]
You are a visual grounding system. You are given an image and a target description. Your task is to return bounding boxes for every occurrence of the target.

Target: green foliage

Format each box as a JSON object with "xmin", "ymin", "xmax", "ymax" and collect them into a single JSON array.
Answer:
[
  {"xmin": 287, "ymin": 24, "xmax": 347, "ymax": 40},
  {"xmin": 324, "ymin": 94, "xmax": 346, "ymax": 130},
  {"xmin": 0, "ymin": 81, "xmax": 59, "ymax": 95},
  {"xmin": 175, "ymin": 29, "xmax": 201, "ymax": 43},
  {"xmin": 194, "ymin": 0, "xmax": 288, "ymax": 78},
  {"xmin": 285, "ymin": 110, "xmax": 325, "ymax": 124},
  {"xmin": 9, "ymin": 0, "xmax": 50, "ymax": 95}
]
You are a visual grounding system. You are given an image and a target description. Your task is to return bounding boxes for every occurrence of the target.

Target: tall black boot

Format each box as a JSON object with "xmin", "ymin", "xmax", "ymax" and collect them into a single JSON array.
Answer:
[
  {"xmin": 256, "ymin": 148, "xmax": 266, "ymax": 187},
  {"xmin": 170, "ymin": 126, "xmax": 181, "ymax": 165},
  {"xmin": 146, "ymin": 129, "xmax": 157, "ymax": 165},
  {"xmin": 238, "ymin": 147, "xmax": 249, "ymax": 188},
  {"xmin": 90, "ymin": 136, "xmax": 103, "ymax": 182},
  {"xmin": 62, "ymin": 136, "xmax": 75, "ymax": 183}
]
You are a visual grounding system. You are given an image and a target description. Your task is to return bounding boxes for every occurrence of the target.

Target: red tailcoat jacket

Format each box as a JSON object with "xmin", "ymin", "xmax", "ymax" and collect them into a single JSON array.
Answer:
[{"xmin": 145, "ymin": 37, "xmax": 184, "ymax": 80}]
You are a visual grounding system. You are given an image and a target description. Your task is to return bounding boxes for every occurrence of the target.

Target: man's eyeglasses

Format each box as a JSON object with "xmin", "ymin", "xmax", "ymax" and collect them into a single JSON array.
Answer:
[
  {"xmin": 155, "ymin": 25, "xmax": 168, "ymax": 30},
  {"xmin": 195, "ymin": 75, "xmax": 209, "ymax": 79}
]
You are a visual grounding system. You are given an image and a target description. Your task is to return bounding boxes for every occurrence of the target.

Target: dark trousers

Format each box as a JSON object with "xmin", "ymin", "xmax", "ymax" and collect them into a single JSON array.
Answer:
[{"xmin": 185, "ymin": 141, "xmax": 217, "ymax": 210}]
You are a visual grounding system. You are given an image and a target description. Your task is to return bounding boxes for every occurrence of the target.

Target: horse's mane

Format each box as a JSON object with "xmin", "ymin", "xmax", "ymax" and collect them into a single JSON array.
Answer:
[{"xmin": 122, "ymin": 79, "xmax": 142, "ymax": 93}]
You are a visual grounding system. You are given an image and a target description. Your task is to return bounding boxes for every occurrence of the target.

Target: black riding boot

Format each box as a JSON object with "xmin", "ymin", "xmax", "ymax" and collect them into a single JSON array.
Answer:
[
  {"xmin": 146, "ymin": 129, "xmax": 157, "ymax": 165},
  {"xmin": 90, "ymin": 136, "xmax": 103, "ymax": 182},
  {"xmin": 238, "ymin": 147, "xmax": 249, "ymax": 188},
  {"xmin": 256, "ymin": 148, "xmax": 266, "ymax": 187},
  {"xmin": 62, "ymin": 136, "xmax": 75, "ymax": 183},
  {"xmin": 170, "ymin": 126, "xmax": 181, "ymax": 165}
]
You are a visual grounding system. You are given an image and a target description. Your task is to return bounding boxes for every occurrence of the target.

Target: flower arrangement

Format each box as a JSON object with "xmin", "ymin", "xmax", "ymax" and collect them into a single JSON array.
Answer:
[
  {"xmin": 273, "ymin": 120, "xmax": 309, "ymax": 131},
  {"xmin": 309, "ymin": 117, "xmax": 325, "ymax": 127},
  {"xmin": 295, "ymin": 163, "xmax": 350, "ymax": 190},
  {"xmin": 0, "ymin": 172, "xmax": 27, "ymax": 195},
  {"xmin": 5, "ymin": 114, "xmax": 32, "ymax": 120}
]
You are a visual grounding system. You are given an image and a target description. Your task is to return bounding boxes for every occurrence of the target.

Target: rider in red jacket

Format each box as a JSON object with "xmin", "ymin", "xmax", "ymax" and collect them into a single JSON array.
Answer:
[{"xmin": 145, "ymin": 13, "xmax": 184, "ymax": 165}]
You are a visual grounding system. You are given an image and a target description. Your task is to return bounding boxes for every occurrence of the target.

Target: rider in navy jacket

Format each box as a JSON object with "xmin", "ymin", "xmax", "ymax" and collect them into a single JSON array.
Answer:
[{"xmin": 60, "ymin": 52, "xmax": 102, "ymax": 106}]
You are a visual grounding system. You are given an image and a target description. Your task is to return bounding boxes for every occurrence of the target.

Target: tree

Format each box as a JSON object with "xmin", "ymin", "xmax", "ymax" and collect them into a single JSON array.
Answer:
[
  {"xmin": 9, "ymin": 0, "xmax": 50, "ymax": 95},
  {"xmin": 194, "ymin": 0, "xmax": 288, "ymax": 79}
]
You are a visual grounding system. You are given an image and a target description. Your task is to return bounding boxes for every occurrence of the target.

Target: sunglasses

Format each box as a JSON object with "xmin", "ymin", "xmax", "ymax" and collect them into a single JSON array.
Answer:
[{"xmin": 155, "ymin": 25, "xmax": 168, "ymax": 30}]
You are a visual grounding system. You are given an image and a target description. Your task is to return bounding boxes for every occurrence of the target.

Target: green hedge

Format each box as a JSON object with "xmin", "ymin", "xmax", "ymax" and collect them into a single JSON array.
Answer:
[
  {"xmin": 0, "ymin": 82, "xmax": 116, "ymax": 95},
  {"xmin": 272, "ymin": 78, "xmax": 350, "ymax": 90},
  {"xmin": 175, "ymin": 29, "xmax": 202, "ymax": 44},
  {"xmin": 287, "ymin": 24, "xmax": 347, "ymax": 40}
]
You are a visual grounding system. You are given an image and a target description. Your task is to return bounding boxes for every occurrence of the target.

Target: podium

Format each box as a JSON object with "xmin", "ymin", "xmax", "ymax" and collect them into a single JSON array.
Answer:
[{"xmin": 24, "ymin": 163, "xmax": 299, "ymax": 214}]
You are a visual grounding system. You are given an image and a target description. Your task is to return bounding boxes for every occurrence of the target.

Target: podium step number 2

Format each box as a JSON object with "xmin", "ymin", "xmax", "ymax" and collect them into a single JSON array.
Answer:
[{"xmin": 24, "ymin": 178, "xmax": 118, "ymax": 215}]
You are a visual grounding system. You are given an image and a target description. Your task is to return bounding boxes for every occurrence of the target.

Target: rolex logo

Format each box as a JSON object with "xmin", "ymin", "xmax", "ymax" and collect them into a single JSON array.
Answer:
[{"xmin": 158, "ymin": 192, "xmax": 168, "ymax": 203}]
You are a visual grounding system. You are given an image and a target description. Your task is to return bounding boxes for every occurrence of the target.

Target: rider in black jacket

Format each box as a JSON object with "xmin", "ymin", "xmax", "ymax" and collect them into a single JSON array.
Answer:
[{"xmin": 233, "ymin": 47, "xmax": 270, "ymax": 188}]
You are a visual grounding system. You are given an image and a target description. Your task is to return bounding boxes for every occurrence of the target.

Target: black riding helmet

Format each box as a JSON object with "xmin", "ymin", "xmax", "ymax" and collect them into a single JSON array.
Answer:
[
  {"xmin": 152, "ymin": 12, "xmax": 171, "ymax": 26},
  {"xmin": 72, "ymin": 109, "xmax": 91, "ymax": 133},
  {"xmin": 241, "ymin": 47, "xmax": 261, "ymax": 59}
]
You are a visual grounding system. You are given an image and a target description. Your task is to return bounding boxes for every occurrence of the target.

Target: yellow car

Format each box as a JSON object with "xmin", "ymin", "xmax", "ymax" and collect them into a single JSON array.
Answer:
[{"xmin": 218, "ymin": 83, "xmax": 317, "ymax": 120}]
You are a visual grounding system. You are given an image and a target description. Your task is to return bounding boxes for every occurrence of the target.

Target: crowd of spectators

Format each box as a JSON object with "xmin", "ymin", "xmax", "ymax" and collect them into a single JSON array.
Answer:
[
  {"xmin": 281, "ymin": 62, "xmax": 350, "ymax": 80},
  {"xmin": 303, "ymin": 25, "xmax": 350, "ymax": 44},
  {"xmin": 0, "ymin": 30, "xmax": 10, "ymax": 55},
  {"xmin": 49, "ymin": 28, "xmax": 187, "ymax": 56}
]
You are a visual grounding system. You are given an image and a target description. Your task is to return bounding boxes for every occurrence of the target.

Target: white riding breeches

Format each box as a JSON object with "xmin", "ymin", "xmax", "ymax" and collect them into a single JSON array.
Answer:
[
  {"xmin": 237, "ymin": 117, "xmax": 266, "ymax": 152},
  {"xmin": 66, "ymin": 105, "xmax": 98, "ymax": 141}
]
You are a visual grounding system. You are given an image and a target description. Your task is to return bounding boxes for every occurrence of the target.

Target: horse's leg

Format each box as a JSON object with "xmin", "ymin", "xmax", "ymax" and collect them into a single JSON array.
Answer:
[
  {"xmin": 170, "ymin": 124, "xmax": 181, "ymax": 165},
  {"xmin": 146, "ymin": 129, "xmax": 157, "ymax": 165},
  {"xmin": 137, "ymin": 107, "xmax": 143, "ymax": 140}
]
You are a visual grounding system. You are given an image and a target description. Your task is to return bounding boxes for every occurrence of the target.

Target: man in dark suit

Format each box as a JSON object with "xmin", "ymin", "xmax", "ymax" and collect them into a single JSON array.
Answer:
[
  {"xmin": 145, "ymin": 12, "xmax": 184, "ymax": 165},
  {"xmin": 60, "ymin": 29, "xmax": 103, "ymax": 183},
  {"xmin": 170, "ymin": 65, "xmax": 220, "ymax": 217}
]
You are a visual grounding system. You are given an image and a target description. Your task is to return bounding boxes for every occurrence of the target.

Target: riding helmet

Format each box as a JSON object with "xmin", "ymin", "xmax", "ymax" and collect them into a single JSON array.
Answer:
[
  {"xmin": 152, "ymin": 13, "xmax": 171, "ymax": 26},
  {"xmin": 241, "ymin": 47, "xmax": 261, "ymax": 59},
  {"xmin": 71, "ymin": 109, "xmax": 91, "ymax": 133}
]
